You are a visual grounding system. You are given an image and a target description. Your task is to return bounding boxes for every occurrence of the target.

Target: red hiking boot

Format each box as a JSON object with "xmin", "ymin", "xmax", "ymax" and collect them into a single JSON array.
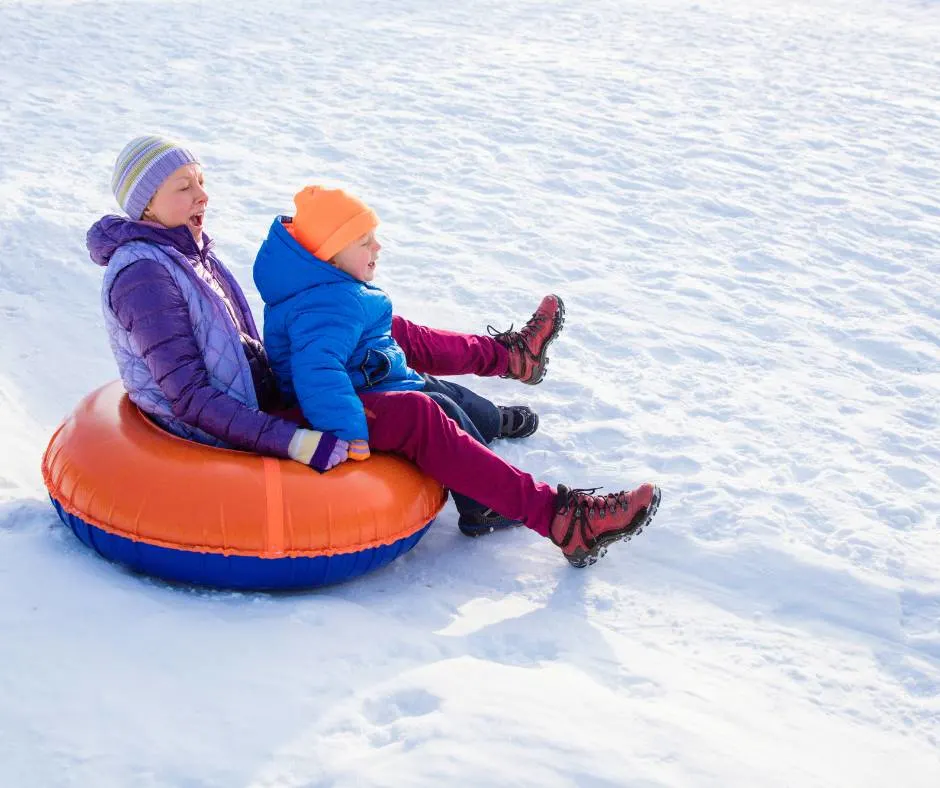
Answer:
[
  {"xmin": 549, "ymin": 483, "xmax": 661, "ymax": 568},
  {"xmin": 488, "ymin": 294, "xmax": 565, "ymax": 385}
]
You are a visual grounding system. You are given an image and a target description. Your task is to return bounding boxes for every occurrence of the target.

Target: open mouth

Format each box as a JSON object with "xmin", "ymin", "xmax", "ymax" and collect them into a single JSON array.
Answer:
[{"xmin": 190, "ymin": 212, "xmax": 205, "ymax": 229}]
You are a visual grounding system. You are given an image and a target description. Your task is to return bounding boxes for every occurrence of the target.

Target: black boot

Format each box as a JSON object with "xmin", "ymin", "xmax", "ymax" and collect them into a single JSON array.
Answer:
[
  {"xmin": 497, "ymin": 405, "xmax": 539, "ymax": 439},
  {"xmin": 458, "ymin": 508, "xmax": 523, "ymax": 537}
]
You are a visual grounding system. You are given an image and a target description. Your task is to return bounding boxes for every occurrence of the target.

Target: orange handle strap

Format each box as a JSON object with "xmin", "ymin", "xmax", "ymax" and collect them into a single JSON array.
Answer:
[{"xmin": 261, "ymin": 457, "xmax": 286, "ymax": 557}]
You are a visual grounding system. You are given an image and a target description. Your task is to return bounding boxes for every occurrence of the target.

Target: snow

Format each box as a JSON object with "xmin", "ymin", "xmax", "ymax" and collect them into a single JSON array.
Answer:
[{"xmin": 1, "ymin": 0, "xmax": 938, "ymax": 784}]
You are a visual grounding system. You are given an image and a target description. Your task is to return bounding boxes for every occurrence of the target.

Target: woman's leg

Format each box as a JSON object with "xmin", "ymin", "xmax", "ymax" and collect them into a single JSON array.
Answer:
[
  {"xmin": 360, "ymin": 390, "xmax": 555, "ymax": 535},
  {"xmin": 391, "ymin": 316, "xmax": 509, "ymax": 377},
  {"xmin": 420, "ymin": 388, "xmax": 508, "ymax": 526},
  {"xmin": 420, "ymin": 374, "xmax": 500, "ymax": 444}
]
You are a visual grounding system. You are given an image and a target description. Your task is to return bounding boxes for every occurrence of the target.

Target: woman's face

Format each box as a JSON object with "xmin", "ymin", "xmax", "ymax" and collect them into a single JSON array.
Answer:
[{"xmin": 142, "ymin": 163, "xmax": 208, "ymax": 240}]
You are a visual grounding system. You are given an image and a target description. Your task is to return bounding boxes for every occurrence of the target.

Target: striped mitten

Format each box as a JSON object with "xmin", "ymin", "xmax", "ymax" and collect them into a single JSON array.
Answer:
[
  {"xmin": 288, "ymin": 428, "xmax": 349, "ymax": 472},
  {"xmin": 347, "ymin": 439, "xmax": 371, "ymax": 461}
]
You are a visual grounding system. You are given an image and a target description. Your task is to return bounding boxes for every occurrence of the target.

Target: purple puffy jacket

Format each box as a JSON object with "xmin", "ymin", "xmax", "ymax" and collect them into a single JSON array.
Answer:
[{"xmin": 87, "ymin": 216, "xmax": 299, "ymax": 458}]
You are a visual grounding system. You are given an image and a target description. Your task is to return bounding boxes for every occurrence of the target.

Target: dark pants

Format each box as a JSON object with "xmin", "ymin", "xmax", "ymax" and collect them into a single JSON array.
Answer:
[{"xmin": 420, "ymin": 374, "xmax": 502, "ymax": 518}]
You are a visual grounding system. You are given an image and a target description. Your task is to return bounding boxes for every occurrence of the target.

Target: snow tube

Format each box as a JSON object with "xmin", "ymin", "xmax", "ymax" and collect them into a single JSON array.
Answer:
[{"xmin": 41, "ymin": 382, "xmax": 446, "ymax": 590}]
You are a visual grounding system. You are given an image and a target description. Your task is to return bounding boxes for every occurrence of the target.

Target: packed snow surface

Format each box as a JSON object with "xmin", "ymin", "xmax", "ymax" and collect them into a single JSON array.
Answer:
[{"xmin": 1, "ymin": 0, "xmax": 938, "ymax": 785}]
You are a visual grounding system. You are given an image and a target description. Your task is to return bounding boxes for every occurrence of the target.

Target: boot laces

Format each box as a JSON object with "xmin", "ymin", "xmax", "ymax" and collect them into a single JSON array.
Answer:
[
  {"xmin": 519, "ymin": 310, "xmax": 548, "ymax": 344},
  {"xmin": 566, "ymin": 487, "xmax": 628, "ymax": 519},
  {"xmin": 486, "ymin": 322, "xmax": 515, "ymax": 343},
  {"xmin": 486, "ymin": 309, "xmax": 548, "ymax": 350}
]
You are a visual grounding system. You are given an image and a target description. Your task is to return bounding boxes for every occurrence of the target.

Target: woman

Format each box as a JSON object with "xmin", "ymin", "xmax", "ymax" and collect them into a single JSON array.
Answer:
[{"xmin": 86, "ymin": 135, "xmax": 569, "ymax": 536}]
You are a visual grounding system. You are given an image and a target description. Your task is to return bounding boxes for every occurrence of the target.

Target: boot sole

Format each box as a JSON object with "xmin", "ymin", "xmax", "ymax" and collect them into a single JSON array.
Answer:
[
  {"xmin": 525, "ymin": 296, "xmax": 566, "ymax": 385},
  {"xmin": 566, "ymin": 485, "xmax": 662, "ymax": 568},
  {"xmin": 458, "ymin": 519, "xmax": 523, "ymax": 537}
]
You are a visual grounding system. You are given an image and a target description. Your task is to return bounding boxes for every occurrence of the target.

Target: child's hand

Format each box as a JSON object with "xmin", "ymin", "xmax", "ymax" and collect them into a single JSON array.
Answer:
[
  {"xmin": 348, "ymin": 439, "xmax": 371, "ymax": 461},
  {"xmin": 288, "ymin": 428, "xmax": 349, "ymax": 472}
]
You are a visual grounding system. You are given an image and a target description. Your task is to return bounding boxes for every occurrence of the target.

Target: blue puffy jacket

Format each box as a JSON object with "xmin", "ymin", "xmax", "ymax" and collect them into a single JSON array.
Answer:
[{"xmin": 253, "ymin": 218, "xmax": 425, "ymax": 441}]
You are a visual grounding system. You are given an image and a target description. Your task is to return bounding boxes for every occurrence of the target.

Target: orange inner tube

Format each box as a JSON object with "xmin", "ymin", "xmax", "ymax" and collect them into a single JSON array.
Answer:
[{"xmin": 43, "ymin": 382, "xmax": 447, "ymax": 558}]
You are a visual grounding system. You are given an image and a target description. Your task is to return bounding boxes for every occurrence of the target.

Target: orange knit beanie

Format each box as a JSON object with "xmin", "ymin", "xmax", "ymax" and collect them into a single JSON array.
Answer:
[{"xmin": 291, "ymin": 186, "xmax": 379, "ymax": 261}]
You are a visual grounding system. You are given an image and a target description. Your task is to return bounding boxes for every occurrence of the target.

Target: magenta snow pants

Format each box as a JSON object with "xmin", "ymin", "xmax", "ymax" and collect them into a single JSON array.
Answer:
[
  {"xmin": 391, "ymin": 316, "xmax": 510, "ymax": 378},
  {"xmin": 358, "ymin": 317, "xmax": 557, "ymax": 536}
]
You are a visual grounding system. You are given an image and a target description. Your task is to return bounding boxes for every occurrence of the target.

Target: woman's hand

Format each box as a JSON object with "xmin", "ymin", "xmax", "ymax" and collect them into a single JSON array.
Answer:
[
  {"xmin": 288, "ymin": 428, "xmax": 350, "ymax": 472},
  {"xmin": 322, "ymin": 438, "xmax": 350, "ymax": 470}
]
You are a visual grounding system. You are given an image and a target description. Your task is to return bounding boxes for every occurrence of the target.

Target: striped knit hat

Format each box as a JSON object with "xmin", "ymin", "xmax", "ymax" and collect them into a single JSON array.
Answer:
[{"xmin": 111, "ymin": 136, "xmax": 199, "ymax": 220}]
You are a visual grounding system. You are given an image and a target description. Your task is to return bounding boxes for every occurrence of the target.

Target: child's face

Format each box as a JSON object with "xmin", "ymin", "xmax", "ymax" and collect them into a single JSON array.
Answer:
[
  {"xmin": 332, "ymin": 230, "xmax": 381, "ymax": 282},
  {"xmin": 142, "ymin": 163, "xmax": 208, "ymax": 240}
]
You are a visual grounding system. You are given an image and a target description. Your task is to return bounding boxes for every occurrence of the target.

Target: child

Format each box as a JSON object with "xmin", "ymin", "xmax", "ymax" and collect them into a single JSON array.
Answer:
[{"xmin": 253, "ymin": 186, "xmax": 662, "ymax": 567}]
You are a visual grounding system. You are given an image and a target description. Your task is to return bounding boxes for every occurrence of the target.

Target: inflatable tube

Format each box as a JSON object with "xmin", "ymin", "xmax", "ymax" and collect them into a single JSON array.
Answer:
[{"xmin": 42, "ymin": 382, "xmax": 446, "ymax": 590}]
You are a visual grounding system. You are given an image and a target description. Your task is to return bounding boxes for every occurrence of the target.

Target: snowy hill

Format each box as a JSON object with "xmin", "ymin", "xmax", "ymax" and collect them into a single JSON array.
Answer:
[{"xmin": 1, "ymin": 0, "xmax": 938, "ymax": 785}]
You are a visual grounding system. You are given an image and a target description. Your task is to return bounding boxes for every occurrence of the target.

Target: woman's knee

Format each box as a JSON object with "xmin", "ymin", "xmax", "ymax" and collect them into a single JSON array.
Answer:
[{"xmin": 422, "ymin": 390, "xmax": 458, "ymax": 417}]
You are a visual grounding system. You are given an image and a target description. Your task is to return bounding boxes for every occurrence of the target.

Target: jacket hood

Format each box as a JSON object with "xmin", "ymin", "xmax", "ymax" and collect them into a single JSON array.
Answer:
[
  {"xmin": 253, "ymin": 217, "xmax": 360, "ymax": 306},
  {"xmin": 87, "ymin": 214, "xmax": 212, "ymax": 266}
]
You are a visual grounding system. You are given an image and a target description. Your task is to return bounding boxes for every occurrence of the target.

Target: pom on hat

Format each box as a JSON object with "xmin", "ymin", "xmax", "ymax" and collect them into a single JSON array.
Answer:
[
  {"xmin": 292, "ymin": 186, "xmax": 378, "ymax": 261},
  {"xmin": 111, "ymin": 135, "xmax": 199, "ymax": 220}
]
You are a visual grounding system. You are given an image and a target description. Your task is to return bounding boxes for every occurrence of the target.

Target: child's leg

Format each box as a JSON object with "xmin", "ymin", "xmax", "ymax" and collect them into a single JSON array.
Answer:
[
  {"xmin": 392, "ymin": 294, "xmax": 565, "ymax": 386},
  {"xmin": 391, "ymin": 316, "xmax": 509, "ymax": 378},
  {"xmin": 420, "ymin": 374, "xmax": 500, "ymax": 444},
  {"xmin": 360, "ymin": 390, "xmax": 555, "ymax": 535}
]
